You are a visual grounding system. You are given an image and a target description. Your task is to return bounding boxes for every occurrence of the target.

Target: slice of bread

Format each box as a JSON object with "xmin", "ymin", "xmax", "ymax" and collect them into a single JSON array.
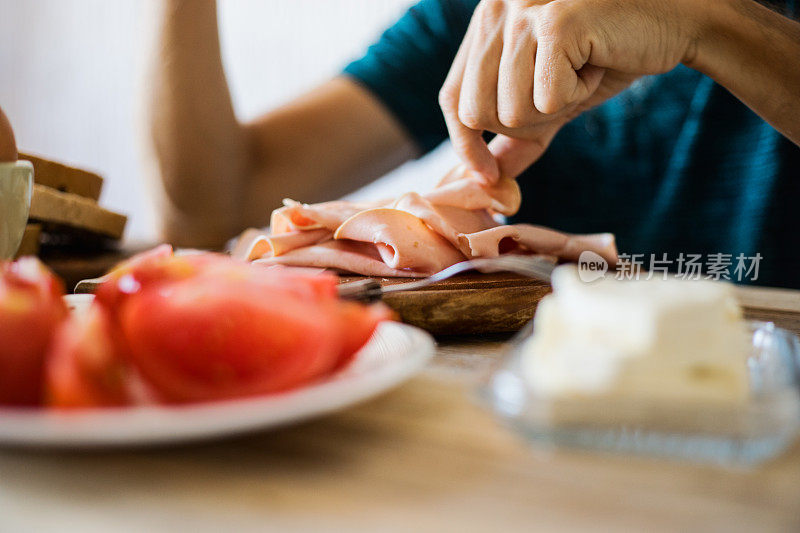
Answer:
[
  {"xmin": 29, "ymin": 184, "xmax": 127, "ymax": 239},
  {"xmin": 19, "ymin": 152, "xmax": 103, "ymax": 201}
]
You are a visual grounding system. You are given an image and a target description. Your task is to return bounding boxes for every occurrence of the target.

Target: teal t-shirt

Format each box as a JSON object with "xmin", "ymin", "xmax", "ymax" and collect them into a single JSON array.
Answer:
[{"xmin": 344, "ymin": 0, "xmax": 800, "ymax": 288}]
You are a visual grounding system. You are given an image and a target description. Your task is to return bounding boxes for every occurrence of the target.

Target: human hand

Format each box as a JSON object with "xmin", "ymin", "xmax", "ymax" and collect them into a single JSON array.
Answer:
[
  {"xmin": 439, "ymin": 0, "xmax": 701, "ymax": 180},
  {"xmin": 0, "ymin": 106, "xmax": 18, "ymax": 162}
]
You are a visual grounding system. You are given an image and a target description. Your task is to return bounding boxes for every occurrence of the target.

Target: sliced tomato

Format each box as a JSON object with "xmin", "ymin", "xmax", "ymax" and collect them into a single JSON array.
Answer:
[
  {"xmin": 194, "ymin": 261, "xmax": 339, "ymax": 303},
  {"xmin": 44, "ymin": 304, "xmax": 133, "ymax": 408},
  {"xmin": 0, "ymin": 258, "xmax": 67, "ymax": 406},
  {"xmin": 96, "ymin": 247, "xmax": 338, "ymax": 309},
  {"xmin": 90, "ymin": 247, "xmax": 387, "ymax": 404},
  {"xmin": 333, "ymin": 302, "xmax": 396, "ymax": 370},
  {"xmin": 247, "ymin": 265, "xmax": 339, "ymax": 301},
  {"xmin": 95, "ymin": 244, "xmax": 181, "ymax": 309},
  {"xmin": 118, "ymin": 277, "xmax": 343, "ymax": 403}
]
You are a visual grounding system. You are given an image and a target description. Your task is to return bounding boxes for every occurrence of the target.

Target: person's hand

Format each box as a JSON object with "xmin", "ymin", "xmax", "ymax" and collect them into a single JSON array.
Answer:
[
  {"xmin": 439, "ymin": 0, "xmax": 702, "ymax": 181},
  {"xmin": 0, "ymin": 106, "xmax": 18, "ymax": 162}
]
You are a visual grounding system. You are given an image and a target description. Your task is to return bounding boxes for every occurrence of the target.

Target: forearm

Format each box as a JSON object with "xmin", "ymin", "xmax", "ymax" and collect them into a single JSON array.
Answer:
[
  {"xmin": 687, "ymin": 0, "xmax": 800, "ymax": 145},
  {"xmin": 239, "ymin": 78, "xmax": 416, "ymax": 228},
  {"xmin": 149, "ymin": 0, "xmax": 249, "ymax": 247}
]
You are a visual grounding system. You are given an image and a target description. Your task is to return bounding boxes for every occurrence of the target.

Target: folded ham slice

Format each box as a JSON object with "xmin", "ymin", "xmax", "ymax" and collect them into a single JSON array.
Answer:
[
  {"xmin": 334, "ymin": 208, "xmax": 465, "ymax": 273},
  {"xmin": 236, "ymin": 171, "xmax": 619, "ymax": 277},
  {"xmin": 242, "ymin": 229, "xmax": 331, "ymax": 262},
  {"xmin": 254, "ymin": 240, "xmax": 426, "ymax": 277},
  {"xmin": 271, "ymin": 199, "xmax": 387, "ymax": 234},
  {"xmin": 392, "ymin": 192, "xmax": 499, "ymax": 256},
  {"xmin": 458, "ymin": 225, "xmax": 618, "ymax": 264},
  {"xmin": 425, "ymin": 176, "xmax": 521, "ymax": 216}
]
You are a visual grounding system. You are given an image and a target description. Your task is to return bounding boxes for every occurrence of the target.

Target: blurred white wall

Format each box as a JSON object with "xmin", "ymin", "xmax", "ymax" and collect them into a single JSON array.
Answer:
[{"xmin": 0, "ymin": 0, "xmax": 458, "ymax": 241}]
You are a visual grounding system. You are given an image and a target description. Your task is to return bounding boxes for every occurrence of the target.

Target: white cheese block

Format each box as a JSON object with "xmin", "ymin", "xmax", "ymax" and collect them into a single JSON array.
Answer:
[{"xmin": 521, "ymin": 266, "xmax": 750, "ymax": 403}]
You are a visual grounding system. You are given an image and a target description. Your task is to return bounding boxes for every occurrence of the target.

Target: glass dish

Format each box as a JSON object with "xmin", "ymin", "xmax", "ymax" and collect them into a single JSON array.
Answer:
[{"xmin": 479, "ymin": 321, "xmax": 800, "ymax": 466}]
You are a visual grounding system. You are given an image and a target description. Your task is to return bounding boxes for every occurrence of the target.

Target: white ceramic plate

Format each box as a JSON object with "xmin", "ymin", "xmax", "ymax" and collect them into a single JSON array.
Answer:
[{"xmin": 0, "ymin": 297, "xmax": 435, "ymax": 448}]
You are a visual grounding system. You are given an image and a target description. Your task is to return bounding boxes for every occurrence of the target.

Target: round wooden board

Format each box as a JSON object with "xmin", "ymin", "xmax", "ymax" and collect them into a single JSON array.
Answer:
[
  {"xmin": 339, "ymin": 273, "xmax": 552, "ymax": 336},
  {"xmin": 55, "ymin": 246, "xmax": 554, "ymax": 336}
]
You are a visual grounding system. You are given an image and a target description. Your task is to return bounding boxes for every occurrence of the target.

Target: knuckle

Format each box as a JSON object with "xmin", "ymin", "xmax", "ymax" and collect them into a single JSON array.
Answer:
[
  {"xmin": 438, "ymin": 87, "xmax": 457, "ymax": 112},
  {"xmin": 457, "ymin": 107, "xmax": 489, "ymax": 131},
  {"xmin": 536, "ymin": 3, "xmax": 574, "ymax": 41},
  {"xmin": 477, "ymin": 0, "xmax": 505, "ymax": 19},
  {"xmin": 497, "ymin": 109, "xmax": 529, "ymax": 129},
  {"xmin": 472, "ymin": 0, "xmax": 506, "ymax": 38},
  {"xmin": 508, "ymin": 16, "xmax": 531, "ymax": 39}
]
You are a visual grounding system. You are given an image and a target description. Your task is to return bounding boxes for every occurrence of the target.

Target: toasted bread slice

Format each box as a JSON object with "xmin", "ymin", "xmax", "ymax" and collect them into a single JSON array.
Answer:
[
  {"xmin": 29, "ymin": 185, "xmax": 126, "ymax": 239},
  {"xmin": 19, "ymin": 152, "xmax": 103, "ymax": 201}
]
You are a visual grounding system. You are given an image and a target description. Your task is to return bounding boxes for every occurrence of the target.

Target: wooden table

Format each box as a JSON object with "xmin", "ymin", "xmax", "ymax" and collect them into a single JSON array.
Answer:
[{"xmin": 3, "ymin": 257, "xmax": 800, "ymax": 531}]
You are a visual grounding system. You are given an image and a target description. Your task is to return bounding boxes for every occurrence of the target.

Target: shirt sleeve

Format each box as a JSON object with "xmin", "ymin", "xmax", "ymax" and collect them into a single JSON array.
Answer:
[{"xmin": 343, "ymin": 0, "xmax": 475, "ymax": 155}]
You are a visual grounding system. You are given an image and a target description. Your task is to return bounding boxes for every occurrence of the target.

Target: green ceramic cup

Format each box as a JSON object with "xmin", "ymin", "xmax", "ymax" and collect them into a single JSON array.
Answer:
[{"xmin": 0, "ymin": 160, "xmax": 34, "ymax": 259}]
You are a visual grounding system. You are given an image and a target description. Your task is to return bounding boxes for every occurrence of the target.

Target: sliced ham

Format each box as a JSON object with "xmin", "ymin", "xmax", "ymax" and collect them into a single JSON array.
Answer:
[
  {"xmin": 334, "ymin": 208, "xmax": 466, "ymax": 273},
  {"xmin": 425, "ymin": 176, "xmax": 521, "ymax": 216},
  {"xmin": 230, "ymin": 228, "xmax": 268, "ymax": 259},
  {"xmin": 271, "ymin": 198, "xmax": 387, "ymax": 234},
  {"xmin": 255, "ymin": 240, "xmax": 425, "ymax": 277},
  {"xmin": 392, "ymin": 192, "xmax": 498, "ymax": 256},
  {"xmin": 236, "ymin": 171, "xmax": 619, "ymax": 277},
  {"xmin": 459, "ymin": 225, "xmax": 618, "ymax": 264},
  {"xmin": 241, "ymin": 229, "xmax": 332, "ymax": 261},
  {"xmin": 556, "ymin": 232, "xmax": 618, "ymax": 264}
]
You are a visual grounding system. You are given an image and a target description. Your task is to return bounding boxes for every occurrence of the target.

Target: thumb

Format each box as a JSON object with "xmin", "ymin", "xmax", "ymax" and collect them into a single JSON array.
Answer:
[
  {"xmin": 448, "ymin": 121, "xmax": 500, "ymax": 181},
  {"xmin": 489, "ymin": 131, "xmax": 558, "ymax": 179},
  {"xmin": 533, "ymin": 40, "xmax": 604, "ymax": 114}
]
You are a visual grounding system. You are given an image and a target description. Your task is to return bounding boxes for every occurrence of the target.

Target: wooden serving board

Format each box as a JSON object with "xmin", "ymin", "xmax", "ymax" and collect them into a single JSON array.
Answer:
[
  {"xmin": 340, "ymin": 273, "xmax": 552, "ymax": 335},
  {"xmin": 69, "ymin": 268, "xmax": 552, "ymax": 336},
  {"xmin": 56, "ymin": 245, "xmax": 800, "ymax": 337}
]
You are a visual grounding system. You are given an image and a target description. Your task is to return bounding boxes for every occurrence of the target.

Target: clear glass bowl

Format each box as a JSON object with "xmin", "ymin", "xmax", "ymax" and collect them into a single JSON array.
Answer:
[{"xmin": 479, "ymin": 321, "xmax": 800, "ymax": 466}]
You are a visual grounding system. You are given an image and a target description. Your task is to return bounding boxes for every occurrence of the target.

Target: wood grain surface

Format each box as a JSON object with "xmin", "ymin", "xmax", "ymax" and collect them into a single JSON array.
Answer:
[
  {"xmin": 1, "ymin": 356, "xmax": 799, "ymax": 532},
  {"xmin": 341, "ymin": 273, "xmax": 552, "ymax": 334}
]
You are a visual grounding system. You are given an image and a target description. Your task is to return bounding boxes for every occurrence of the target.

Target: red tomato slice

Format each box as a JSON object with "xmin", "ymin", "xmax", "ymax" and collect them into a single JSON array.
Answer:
[
  {"xmin": 95, "ymin": 245, "xmax": 183, "ymax": 309},
  {"xmin": 194, "ymin": 262, "xmax": 339, "ymax": 303},
  {"xmin": 0, "ymin": 258, "xmax": 67, "ymax": 406},
  {"xmin": 119, "ymin": 277, "xmax": 343, "ymax": 403},
  {"xmin": 89, "ymin": 247, "xmax": 387, "ymax": 405},
  {"xmin": 44, "ymin": 304, "xmax": 133, "ymax": 408},
  {"xmin": 249, "ymin": 265, "xmax": 339, "ymax": 301},
  {"xmin": 96, "ymin": 247, "xmax": 338, "ymax": 309}
]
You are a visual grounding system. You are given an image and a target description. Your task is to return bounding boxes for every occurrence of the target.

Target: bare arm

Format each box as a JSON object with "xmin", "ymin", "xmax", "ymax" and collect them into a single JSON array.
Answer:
[
  {"xmin": 149, "ymin": 0, "xmax": 416, "ymax": 248},
  {"xmin": 687, "ymin": 0, "xmax": 800, "ymax": 145}
]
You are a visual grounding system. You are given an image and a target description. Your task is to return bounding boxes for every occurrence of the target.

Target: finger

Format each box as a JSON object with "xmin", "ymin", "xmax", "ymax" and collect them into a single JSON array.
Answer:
[
  {"xmin": 497, "ymin": 19, "xmax": 536, "ymax": 129},
  {"xmin": 576, "ymin": 63, "xmax": 605, "ymax": 101},
  {"xmin": 534, "ymin": 40, "xmax": 600, "ymax": 115},
  {"xmin": 440, "ymin": 32, "xmax": 500, "ymax": 180},
  {"xmin": 458, "ymin": 11, "xmax": 505, "ymax": 133},
  {"xmin": 489, "ymin": 129, "xmax": 559, "ymax": 179},
  {"xmin": 443, "ymin": 110, "xmax": 498, "ymax": 181},
  {"xmin": 451, "ymin": 6, "xmax": 507, "ymax": 179}
]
